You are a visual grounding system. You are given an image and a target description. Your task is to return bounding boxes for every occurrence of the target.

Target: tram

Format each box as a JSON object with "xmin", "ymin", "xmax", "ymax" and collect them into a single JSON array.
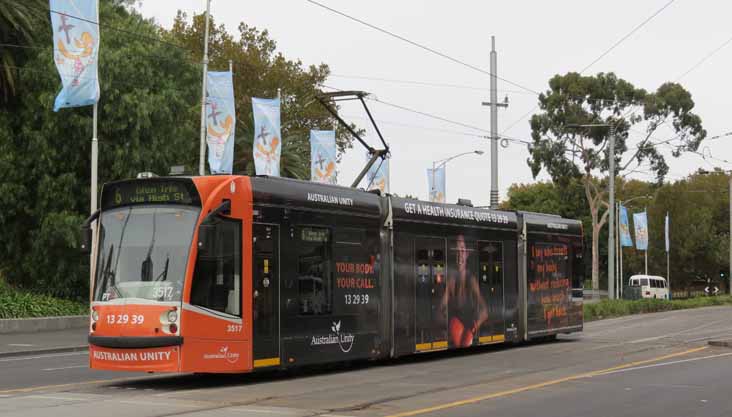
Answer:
[{"xmin": 83, "ymin": 175, "xmax": 583, "ymax": 373}]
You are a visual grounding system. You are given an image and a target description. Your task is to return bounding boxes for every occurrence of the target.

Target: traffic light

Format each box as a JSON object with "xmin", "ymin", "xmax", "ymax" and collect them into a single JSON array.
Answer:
[{"xmin": 721, "ymin": 270, "xmax": 727, "ymax": 280}]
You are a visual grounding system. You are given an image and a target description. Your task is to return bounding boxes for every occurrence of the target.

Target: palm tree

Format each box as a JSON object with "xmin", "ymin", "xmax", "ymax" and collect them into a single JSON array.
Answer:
[{"xmin": 0, "ymin": 0, "xmax": 46, "ymax": 101}]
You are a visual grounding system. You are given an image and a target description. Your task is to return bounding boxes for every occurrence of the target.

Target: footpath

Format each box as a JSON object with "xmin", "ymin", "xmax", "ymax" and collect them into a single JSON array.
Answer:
[{"xmin": 0, "ymin": 326, "xmax": 88, "ymax": 358}]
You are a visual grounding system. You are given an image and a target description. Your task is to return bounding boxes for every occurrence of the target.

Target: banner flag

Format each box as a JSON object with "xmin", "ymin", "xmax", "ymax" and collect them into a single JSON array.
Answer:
[
  {"xmin": 310, "ymin": 130, "xmax": 337, "ymax": 184},
  {"xmin": 365, "ymin": 156, "xmax": 389, "ymax": 194},
  {"xmin": 665, "ymin": 212, "xmax": 670, "ymax": 253},
  {"xmin": 252, "ymin": 97, "xmax": 281, "ymax": 176},
  {"xmin": 427, "ymin": 166, "xmax": 446, "ymax": 203},
  {"xmin": 50, "ymin": 0, "xmax": 100, "ymax": 111},
  {"xmin": 206, "ymin": 71, "xmax": 235, "ymax": 174},
  {"xmin": 619, "ymin": 205, "xmax": 633, "ymax": 247},
  {"xmin": 633, "ymin": 211, "xmax": 649, "ymax": 251}
]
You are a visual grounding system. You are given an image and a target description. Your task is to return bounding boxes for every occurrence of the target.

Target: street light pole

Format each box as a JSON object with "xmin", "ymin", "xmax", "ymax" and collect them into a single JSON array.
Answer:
[{"xmin": 430, "ymin": 150, "xmax": 484, "ymax": 203}]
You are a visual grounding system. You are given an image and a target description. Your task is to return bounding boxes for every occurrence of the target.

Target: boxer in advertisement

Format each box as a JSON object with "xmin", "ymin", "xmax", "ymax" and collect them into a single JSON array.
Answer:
[{"xmin": 442, "ymin": 235, "xmax": 489, "ymax": 347}]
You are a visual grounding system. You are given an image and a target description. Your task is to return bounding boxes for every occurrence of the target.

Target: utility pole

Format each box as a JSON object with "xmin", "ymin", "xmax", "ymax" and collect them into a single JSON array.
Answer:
[
  {"xmin": 608, "ymin": 125, "xmax": 616, "ymax": 300},
  {"xmin": 481, "ymin": 36, "xmax": 508, "ymax": 209},
  {"xmin": 198, "ymin": 0, "xmax": 211, "ymax": 176}
]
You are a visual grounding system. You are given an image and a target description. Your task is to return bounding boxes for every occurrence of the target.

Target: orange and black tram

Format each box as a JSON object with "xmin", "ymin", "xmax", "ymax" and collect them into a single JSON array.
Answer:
[{"xmin": 84, "ymin": 175, "xmax": 584, "ymax": 373}]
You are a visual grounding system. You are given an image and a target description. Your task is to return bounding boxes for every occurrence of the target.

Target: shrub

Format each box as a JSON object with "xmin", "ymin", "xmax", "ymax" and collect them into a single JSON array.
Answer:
[{"xmin": 584, "ymin": 296, "xmax": 732, "ymax": 321}]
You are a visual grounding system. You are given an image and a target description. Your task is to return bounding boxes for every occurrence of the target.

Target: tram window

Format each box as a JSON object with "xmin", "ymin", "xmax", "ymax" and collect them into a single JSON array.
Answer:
[
  {"xmin": 191, "ymin": 219, "xmax": 241, "ymax": 316},
  {"xmin": 297, "ymin": 227, "xmax": 332, "ymax": 315}
]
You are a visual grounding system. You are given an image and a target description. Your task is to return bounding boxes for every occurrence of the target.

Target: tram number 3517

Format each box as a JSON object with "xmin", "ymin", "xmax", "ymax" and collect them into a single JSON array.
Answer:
[{"xmin": 344, "ymin": 294, "xmax": 369, "ymax": 305}]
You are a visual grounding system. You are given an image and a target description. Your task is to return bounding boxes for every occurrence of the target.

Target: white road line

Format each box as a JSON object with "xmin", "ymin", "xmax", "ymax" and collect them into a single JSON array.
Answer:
[
  {"xmin": 25, "ymin": 395, "xmax": 86, "ymax": 401},
  {"xmin": 7, "ymin": 344, "xmax": 35, "ymax": 347},
  {"xmin": 42, "ymin": 365, "xmax": 88, "ymax": 371},
  {"xmin": 597, "ymin": 351, "xmax": 732, "ymax": 377},
  {"xmin": 230, "ymin": 408, "xmax": 304, "ymax": 415},
  {"xmin": 0, "ymin": 352, "xmax": 86, "ymax": 362}
]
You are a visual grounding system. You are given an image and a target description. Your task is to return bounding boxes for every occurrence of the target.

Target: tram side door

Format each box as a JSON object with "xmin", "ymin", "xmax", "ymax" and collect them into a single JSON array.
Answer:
[
  {"xmin": 478, "ymin": 241, "xmax": 505, "ymax": 340},
  {"xmin": 253, "ymin": 224, "xmax": 280, "ymax": 368},
  {"xmin": 415, "ymin": 238, "xmax": 447, "ymax": 351}
]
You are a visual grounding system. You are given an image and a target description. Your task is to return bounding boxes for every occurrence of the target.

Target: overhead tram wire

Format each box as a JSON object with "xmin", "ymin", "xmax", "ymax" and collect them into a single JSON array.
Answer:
[
  {"xmin": 320, "ymin": 84, "xmax": 531, "ymax": 146},
  {"xmin": 328, "ymin": 74, "xmax": 534, "ymax": 94},
  {"xmin": 305, "ymin": 0, "xmax": 540, "ymax": 96},
  {"xmin": 500, "ymin": 0, "xmax": 678, "ymax": 136}
]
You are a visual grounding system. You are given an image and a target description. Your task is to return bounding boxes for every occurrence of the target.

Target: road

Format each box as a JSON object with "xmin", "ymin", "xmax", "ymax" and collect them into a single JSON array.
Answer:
[{"xmin": 1, "ymin": 306, "xmax": 732, "ymax": 417}]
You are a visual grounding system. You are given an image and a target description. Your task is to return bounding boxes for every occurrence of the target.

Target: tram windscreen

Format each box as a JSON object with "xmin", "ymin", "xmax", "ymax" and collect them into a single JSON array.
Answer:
[{"xmin": 93, "ymin": 205, "xmax": 199, "ymax": 302}]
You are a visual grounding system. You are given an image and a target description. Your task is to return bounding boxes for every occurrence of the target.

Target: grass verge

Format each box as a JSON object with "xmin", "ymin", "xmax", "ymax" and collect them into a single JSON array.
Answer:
[
  {"xmin": 584, "ymin": 295, "xmax": 732, "ymax": 322},
  {"xmin": 0, "ymin": 281, "xmax": 86, "ymax": 319}
]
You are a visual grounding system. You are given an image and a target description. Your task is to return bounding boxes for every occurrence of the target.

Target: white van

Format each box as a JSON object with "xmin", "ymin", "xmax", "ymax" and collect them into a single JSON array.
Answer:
[{"xmin": 629, "ymin": 275, "xmax": 668, "ymax": 299}]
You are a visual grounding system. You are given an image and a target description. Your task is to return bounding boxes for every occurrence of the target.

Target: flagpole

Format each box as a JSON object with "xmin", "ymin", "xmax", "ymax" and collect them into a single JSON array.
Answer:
[
  {"xmin": 91, "ymin": 102, "xmax": 98, "ymax": 213},
  {"xmin": 198, "ymin": 0, "xmax": 211, "ymax": 176},
  {"xmin": 666, "ymin": 213, "xmax": 671, "ymax": 298},
  {"xmin": 645, "ymin": 208, "xmax": 648, "ymax": 276}
]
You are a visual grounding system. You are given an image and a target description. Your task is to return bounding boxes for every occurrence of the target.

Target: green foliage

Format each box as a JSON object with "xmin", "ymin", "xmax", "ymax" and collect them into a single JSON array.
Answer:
[
  {"xmin": 1, "ymin": 2, "xmax": 199, "ymax": 298},
  {"xmin": 0, "ymin": 0, "xmax": 47, "ymax": 102},
  {"xmin": 584, "ymin": 295, "xmax": 732, "ymax": 322},
  {"xmin": 0, "ymin": 280, "xmax": 86, "ymax": 318},
  {"xmin": 0, "ymin": 1, "xmax": 350, "ymax": 300},
  {"xmin": 527, "ymin": 72, "xmax": 706, "ymax": 290},
  {"xmin": 167, "ymin": 12, "xmax": 352, "ymax": 178}
]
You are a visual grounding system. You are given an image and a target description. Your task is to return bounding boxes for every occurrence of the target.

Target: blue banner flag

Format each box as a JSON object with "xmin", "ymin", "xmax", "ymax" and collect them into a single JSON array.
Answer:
[
  {"xmin": 50, "ymin": 0, "xmax": 100, "ymax": 111},
  {"xmin": 665, "ymin": 212, "xmax": 670, "ymax": 253},
  {"xmin": 252, "ymin": 97, "xmax": 281, "ymax": 176},
  {"xmin": 619, "ymin": 205, "xmax": 633, "ymax": 247},
  {"xmin": 633, "ymin": 211, "xmax": 649, "ymax": 251},
  {"xmin": 310, "ymin": 130, "xmax": 337, "ymax": 184},
  {"xmin": 206, "ymin": 71, "xmax": 235, "ymax": 174},
  {"xmin": 427, "ymin": 166, "xmax": 446, "ymax": 203},
  {"xmin": 365, "ymin": 157, "xmax": 389, "ymax": 194}
]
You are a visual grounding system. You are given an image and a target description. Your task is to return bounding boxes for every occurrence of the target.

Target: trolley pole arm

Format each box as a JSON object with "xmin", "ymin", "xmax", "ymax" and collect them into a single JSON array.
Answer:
[
  {"xmin": 316, "ymin": 95, "xmax": 375, "ymax": 154},
  {"xmin": 351, "ymin": 149, "xmax": 387, "ymax": 188},
  {"xmin": 359, "ymin": 96, "xmax": 389, "ymax": 154}
]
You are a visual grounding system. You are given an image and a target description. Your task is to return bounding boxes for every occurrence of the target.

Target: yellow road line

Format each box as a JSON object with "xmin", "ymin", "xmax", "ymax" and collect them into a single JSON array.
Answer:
[
  {"xmin": 383, "ymin": 346, "xmax": 708, "ymax": 417},
  {"xmin": 0, "ymin": 376, "xmax": 148, "ymax": 395}
]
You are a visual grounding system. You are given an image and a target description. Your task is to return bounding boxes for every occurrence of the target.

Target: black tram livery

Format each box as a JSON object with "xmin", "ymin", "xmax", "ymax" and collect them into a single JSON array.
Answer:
[
  {"xmin": 251, "ymin": 176, "xmax": 583, "ymax": 365},
  {"xmin": 86, "ymin": 174, "xmax": 583, "ymax": 373}
]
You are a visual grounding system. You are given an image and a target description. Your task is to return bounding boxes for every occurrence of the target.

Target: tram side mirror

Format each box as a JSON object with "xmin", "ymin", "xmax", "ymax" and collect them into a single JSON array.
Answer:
[
  {"xmin": 80, "ymin": 225, "xmax": 92, "ymax": 255},
  {"xmin": 197, "ymin": 223, "xmax": 217, "ymax": 255}
]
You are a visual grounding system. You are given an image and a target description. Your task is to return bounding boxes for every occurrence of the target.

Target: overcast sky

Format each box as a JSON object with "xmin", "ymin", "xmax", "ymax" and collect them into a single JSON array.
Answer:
[{"xmin": 137, "ymin": 0, "xmax": 732, "ymax": 206}]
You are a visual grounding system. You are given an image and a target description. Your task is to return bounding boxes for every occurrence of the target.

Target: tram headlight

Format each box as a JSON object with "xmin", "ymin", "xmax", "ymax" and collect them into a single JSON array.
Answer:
[
  {"xmin": 167, "ymin": 310, "xmax": 178, "ymax": 323},
  {"xmin": 91, "ymin": 310, "xmax": 99, "ymax": 322}
]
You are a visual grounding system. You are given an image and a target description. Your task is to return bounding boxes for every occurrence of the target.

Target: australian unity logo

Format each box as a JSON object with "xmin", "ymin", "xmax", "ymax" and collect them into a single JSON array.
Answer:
[
  {"xmin": 203, "ymin": 345, "xmax": 240, "ymax": 364},
  {"xmin": 310, "ymin": 321, "xmax": 355, "ymax": 353}
]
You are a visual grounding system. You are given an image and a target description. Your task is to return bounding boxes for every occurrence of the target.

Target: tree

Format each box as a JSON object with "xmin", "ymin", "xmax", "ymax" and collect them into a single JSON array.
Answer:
[
  {"xmin": 0, "ymin": 1, "xmax": 200, "ymax": 297},
  {"xmin": 167, "ymin": 12, "xmax": 354, "ymax": 178},
  {"xmin": 0, "ymin": 0, "xmax": 47, "ymax": 102},
  {"xmin": 528, "ymin": 72, "xmax": 706, "ymax": 291}
]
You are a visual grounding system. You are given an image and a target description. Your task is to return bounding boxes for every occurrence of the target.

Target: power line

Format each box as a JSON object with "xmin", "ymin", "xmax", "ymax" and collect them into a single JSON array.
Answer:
[
  {"xmin": 676, "ymin": 33, "xmax": 732, "ymax": 81},
  {"xmin": 580, "ymin": 0, "xmax": 677, "ymax": 74},
  {"xmin": 501, "ymin": 0, "xmax": 677, "ymax": 135},
  {"xmin": 305, "ymin": 0, "xmax": 540, "ymax": 95}
]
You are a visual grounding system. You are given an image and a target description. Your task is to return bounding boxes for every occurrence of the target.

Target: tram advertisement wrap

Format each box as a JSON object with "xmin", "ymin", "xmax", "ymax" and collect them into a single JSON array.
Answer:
[
  {"xmin": 446, "ymin": 236, "xmax": 489, "ymax": 348},
  {"xmin": 527, "ymin": 242, "xmax": 572, "ymax": 332}
]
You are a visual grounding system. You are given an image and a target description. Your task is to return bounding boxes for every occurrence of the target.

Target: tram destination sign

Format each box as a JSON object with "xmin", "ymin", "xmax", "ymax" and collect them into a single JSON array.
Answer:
[{"xmin": 102, "ymin": 179, "xmax": 200, "ymax": 209}]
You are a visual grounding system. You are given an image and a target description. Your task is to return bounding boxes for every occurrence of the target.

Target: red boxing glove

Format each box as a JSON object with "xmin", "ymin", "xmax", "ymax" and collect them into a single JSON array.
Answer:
[{"xmin": 449, "ymin": 317, "xmax": 464, "ymax": 347}]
